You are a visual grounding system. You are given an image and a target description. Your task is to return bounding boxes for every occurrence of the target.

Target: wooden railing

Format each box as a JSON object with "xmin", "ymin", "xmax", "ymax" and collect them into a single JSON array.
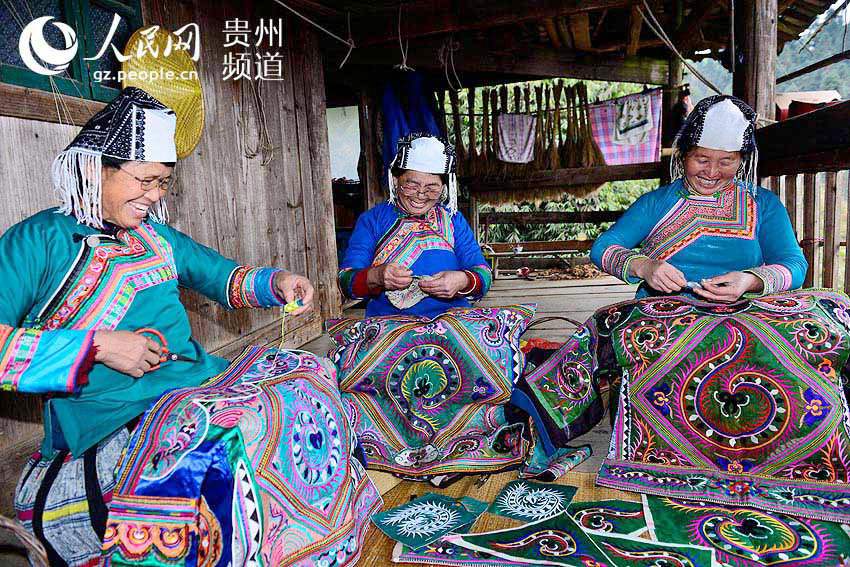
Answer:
[{"xmin": 757, "ymin": 100, "xmax": 850, "ymax": 293}]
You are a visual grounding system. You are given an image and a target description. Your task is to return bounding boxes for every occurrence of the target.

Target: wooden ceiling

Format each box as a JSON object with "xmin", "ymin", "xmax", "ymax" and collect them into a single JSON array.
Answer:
[{"xmin": 293, "ymin": 0, "xmax": 828, "ymax": 90}]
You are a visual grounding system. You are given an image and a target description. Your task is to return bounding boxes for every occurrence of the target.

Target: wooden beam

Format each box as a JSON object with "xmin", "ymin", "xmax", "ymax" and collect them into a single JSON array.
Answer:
[
  {"xmin": 732, "ymin": 0, "xmax": 777, "ymax": 120},
  {"xmin": 777, "ymin": 50, "xmax": 850, "ymax": 84},
  {"xmin": 569, "ymin": 13, "xmax": 593, "ymax": 50},
  {"xmin": 353, "ymin": 0, "xmax": 630, "ymax": 47},
  {"xmin": 469, "ymin": 162, "xmax": 663, "ymax": 194},
  {"xmin": 344, "ymin": 37, "xmax": 669, "ymax": 85},
  {"xmin": 486, "ymin": 240, "xmax": 594, "ymax": 253},
  {"xmin": 757, "ymin": 101, "xmax": 850, "ymax": 174},
  {"xmin": 480, "ymin": 210, "xmax": 625, "ymax": 225},
  {"xmin": 0, "ymin": 82, "xmax": 104, "ymax": 125},
  {"xmin": 802, "ymin": 173, "xmax": 816, "ymax": 288},
  {"xmin": 627, "ymin": 5, "xmax": 643, "ymax": 56},
  {"xmin": 760, "ymin": 147, "xmax": 850, "ymax": 178},
  {"xmin": 673, "ymin": 0, "xmax": 721, "ymax": 52},
  {"xmin": 823, "ymin": 171, "xmax": 838, "ymax": 288},
  {"xmin": 784, "ymin": 174, "xmax": 798, "ymax": 234},
  {"xmin": 543, "ymin": 18, "xmax": 563, "ymax": 49},
  {"xmin": 357, "ymin": 90, "xmax": 384, "ymax": 210},
  {"xmin": 556, "ymin": 17, "xmax": 575, "ymax": 49}
]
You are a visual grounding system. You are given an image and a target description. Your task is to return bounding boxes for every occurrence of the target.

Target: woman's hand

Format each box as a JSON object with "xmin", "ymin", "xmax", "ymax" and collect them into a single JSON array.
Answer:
[
  {"xmin": 93, "ymin": 330, "xmax": 162, "ymax": 378},
  {"xmin": 274, "ymin": 272, "xmax": 315, "ymax": 315},
  {"xmin": 694, "ymin": 271, "xmax": 761, "ymax": 303},
  {"xmin": 418, "ymin": 270, "xmax": 469, "ymax": 298},
  {"xmin": 632, "ymin": 258, "xmax": 687, "ymax": 293},
  {"xmin": 368, "ymin": 263, "xmax": 413, "ymax": 291}
]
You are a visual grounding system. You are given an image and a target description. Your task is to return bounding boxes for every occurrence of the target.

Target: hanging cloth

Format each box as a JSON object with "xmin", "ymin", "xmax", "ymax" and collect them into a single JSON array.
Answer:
[{"xmin": 496, "ymin": 114, "xmax": 536, "ymax": 163}]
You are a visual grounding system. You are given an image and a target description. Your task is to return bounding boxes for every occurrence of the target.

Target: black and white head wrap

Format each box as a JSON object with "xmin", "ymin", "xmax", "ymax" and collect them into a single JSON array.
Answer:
[
  {"xmin": 387, "ymin": 133, "xmax": 458, "ymax": 214},
  {"xmin": 671, "ymin": 95, "xmax": 759, "ymax": 194},
  {"xmin": 52, "ymin": 87, "xmax": 177, "ymax": 227}
]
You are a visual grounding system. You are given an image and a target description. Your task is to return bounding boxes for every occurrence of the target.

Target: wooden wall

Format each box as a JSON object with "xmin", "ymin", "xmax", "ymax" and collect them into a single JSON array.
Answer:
[{"xmin": 0, "ymin": 1, "xmax": 338, "ymax": 511}]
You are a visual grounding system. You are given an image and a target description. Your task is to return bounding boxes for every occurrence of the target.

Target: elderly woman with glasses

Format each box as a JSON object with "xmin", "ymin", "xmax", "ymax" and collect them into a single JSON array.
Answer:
[
  {"xmin": 3, "ymin": 88, "xmax": 317, "ymax": 566},
  {"xmin": 338, "ymin": 133, "xmax": 492, "ymax": 316}
]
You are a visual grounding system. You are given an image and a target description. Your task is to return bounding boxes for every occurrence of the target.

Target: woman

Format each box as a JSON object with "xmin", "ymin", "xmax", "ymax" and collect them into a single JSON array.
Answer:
[
  {"xmin": 5, "ymin": 87, "xmax": 316, "ymax": 566},
  {"xmin": 591, "ymin": 95, "xmax": 807, "ymax": 302},
  {"xmin": 338, "ymin": 133, "xmax": 492, "ymax": 317}
]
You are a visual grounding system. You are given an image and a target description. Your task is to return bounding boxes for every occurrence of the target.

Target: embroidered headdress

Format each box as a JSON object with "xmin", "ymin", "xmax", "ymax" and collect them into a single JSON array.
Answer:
[
  {"xmin": 671, "ymin": 95, "xmax": 759, "ymax": 193},
  {"xmin": 387, "ymin": 133, "xmax": 458, "ymax": 215},
  {"xmin": 52, "ymin": 87, "xmax": 177, "ymax": 227}
]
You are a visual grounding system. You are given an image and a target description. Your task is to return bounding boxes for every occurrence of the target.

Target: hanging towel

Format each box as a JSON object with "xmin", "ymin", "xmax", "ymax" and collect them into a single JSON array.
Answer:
[
  {"xmin": 589, "ymin": 88, "xmax": 662, "ymax": 165},
  {"xmin": 496, "ymin": 113, "xmax": 536, "ymax": 163}
]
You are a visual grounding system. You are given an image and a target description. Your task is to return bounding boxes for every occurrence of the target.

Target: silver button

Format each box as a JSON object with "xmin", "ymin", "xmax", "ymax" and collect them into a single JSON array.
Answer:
[{"xmin": 86, "ymin": 235, "xmax": 100, "ymax": 247}]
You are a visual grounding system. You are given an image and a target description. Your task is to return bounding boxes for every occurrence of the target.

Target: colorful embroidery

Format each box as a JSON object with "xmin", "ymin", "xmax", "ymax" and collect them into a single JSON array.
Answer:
[
  {"xmin": 372, "ymin": 207, "xmax": 455, "ymax": 268},
  {"xmin": 600, "ymin": 245, "xmax": 647, "ymax": 282},
  {"xmin": 226, "ymin": 266, "xmax": 283, "ymax": 308},
  {"xmin": 644, "ymin": 495, "xmax": 850, "ymax": 567},
  {"xmin": 446, "ymin": 513, "xmax": 615, "ymax": 567},
  {"xmin": 0, "ymin": 325, "xmax": 94, "ymax": 393},
  {"xmin": 328, "ymin": 305, "xmax": 535, "ymax": 477},
  {"xmin": 567, "ymin": 499, "xmax": 647, "ymax": 537},
  {"xmin": 588, "ymin": 530, "xmax": 717, "ymax": 567},
  {"xmin": 512, "ymin": 317, "xmax": 609, "ymax": 451},
  {"xmin": 595, "ymin": 290, "xmax": 850, "ymax": 522},
  {"xmin": 103, "ymin": 346, "xmax": 381, "ymax": 566},
  {"xmin": 641, "ymin": 186, "xmax": 756, "ymax": 261},
  {"xmin": 372, "ymin": 493, "xmax": 486, "ymax": 551},
  {"xmin": 393, "ymin": 539, "xmax": 529, "ymax": 566},
  {"xmin": 489, "ymin": 480, "xmax": 577, "ymax": 522},
  {"xmin": 745, "ymin": 264, "xmax": 793, "ymax": 295},
  {"xmin": 34, "ymin": 223, "xmax": 177, "ymax": 331}
]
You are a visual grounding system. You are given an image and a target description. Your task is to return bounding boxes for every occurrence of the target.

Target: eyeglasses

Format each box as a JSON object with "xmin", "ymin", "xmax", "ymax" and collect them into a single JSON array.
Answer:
[
  {"xmin": 398, "ymin": 182, "xmax": 443, "ymax": 198},
  {"xmin": 117, "ymin": 166, "xmax": 176, "ymax": 193}
]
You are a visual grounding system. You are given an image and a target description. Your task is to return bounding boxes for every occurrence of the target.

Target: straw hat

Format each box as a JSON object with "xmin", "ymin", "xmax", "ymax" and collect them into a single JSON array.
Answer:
[{"xmin": 121, "ymin": 27, "xmax": 204, "ymax": 159}]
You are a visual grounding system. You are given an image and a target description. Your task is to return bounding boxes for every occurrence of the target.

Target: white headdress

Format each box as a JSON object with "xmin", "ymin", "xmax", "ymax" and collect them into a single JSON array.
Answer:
[
  {"xmin": 670, "ymin": 95, "xmax": 759, "ymax": 194},
  {"xmin": 387, "ymin": 133, "xmax": 458, "ymax": 215},
  {"xmin": 52, "ymin": 87, "xmax": 177, "ymax": 227}
]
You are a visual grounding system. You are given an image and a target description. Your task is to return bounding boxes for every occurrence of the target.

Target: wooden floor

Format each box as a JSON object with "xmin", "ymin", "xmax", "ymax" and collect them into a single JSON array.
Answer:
[{"xmin": 304, "ymin": 276, "xmax": 639, "ymax": 566}]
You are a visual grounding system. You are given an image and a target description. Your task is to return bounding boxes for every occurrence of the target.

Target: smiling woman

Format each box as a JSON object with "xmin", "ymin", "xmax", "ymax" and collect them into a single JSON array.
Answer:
[
  {"xmin": 100, "ymin": 157, "xmax": 175, "ymax": 229},
  {"xmin": 590, "ymin": 95, "xmax": 807, "ymax": 302},
  {"xmin": 338, "ymin": 133, "xmax": 492, "ymax": 317},
  {"xmin": 0, "ymin": 86, "xmax": 327, "ymax": 566}
]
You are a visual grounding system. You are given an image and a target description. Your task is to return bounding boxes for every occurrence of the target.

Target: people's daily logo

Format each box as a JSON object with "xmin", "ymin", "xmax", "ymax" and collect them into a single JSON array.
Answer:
[{"xmin": 18, "ymin": 16, "xmax": 78, "ymax": 76}]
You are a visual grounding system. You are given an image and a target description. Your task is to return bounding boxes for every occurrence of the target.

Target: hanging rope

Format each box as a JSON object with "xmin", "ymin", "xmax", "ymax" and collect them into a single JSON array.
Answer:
[
  {"xmin": 270, "ymin": 0, "xmax": 355, "ymax": 69},
  {"xmin": 798, "ymin": 0, "xmax": 850, "ymax": 52},
  {"xmin": 394, "ymin": 4, "xmax": 414, "ymax": 71},
  {"xmin": 439, "ymin": 36, "xmax": 463, "ymax": 90},
  {"xmin": 637, "ymin": 0, "xmax": 724, "ymax": 95}
]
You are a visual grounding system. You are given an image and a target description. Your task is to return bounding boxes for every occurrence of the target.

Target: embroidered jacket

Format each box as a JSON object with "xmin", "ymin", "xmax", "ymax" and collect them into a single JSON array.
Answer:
[
  {"xmin": 590, "ymin": 179, "xmax": 807, "ymax": 297},
  {"xmin": 338, "ymin": 203, "xmax": 492, "ymax": 317},
  {"xmin": 0, "ymin": 208, "xmax": 285, "ymax": 456}
]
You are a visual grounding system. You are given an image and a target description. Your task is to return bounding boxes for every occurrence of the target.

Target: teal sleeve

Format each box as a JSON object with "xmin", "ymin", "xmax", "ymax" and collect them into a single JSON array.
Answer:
[
  {"xmin": 590, "ymin": 191, "xmax": 659, "ymax": 283},
  {"xmin": 0, "ymin": 218, "xmax": 94, "ymax": 393},
  {"xmin": 451, "ymin": 211, "xmax": 492, "ymax": 298},
  {"xmin": 744, "ymin": 190, "xmax": 808, "ymax": 294},
  {"xmin": 156, "ymin": 223, "xmax": 284, "ymax": 309}
]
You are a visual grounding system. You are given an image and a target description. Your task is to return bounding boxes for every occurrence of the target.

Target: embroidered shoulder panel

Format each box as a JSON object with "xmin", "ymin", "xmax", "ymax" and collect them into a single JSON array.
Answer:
[
  {"xmin": 372, "ymin": 207, "xmax": 455, "ymax": 268},
  {"xmin": 36, "ymin": 223, "xmax": 177, "ymax": 331},
  {"xmin": 641, "ymin": 188, "xmax": 756, "ymax": 261}
]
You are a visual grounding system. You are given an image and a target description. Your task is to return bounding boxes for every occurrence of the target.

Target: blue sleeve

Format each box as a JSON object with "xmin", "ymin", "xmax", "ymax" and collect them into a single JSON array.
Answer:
[
  {"xmin": 0, "ymin": 217, "xmax": 94, "ymax": 393},
  {"xmin": 156, "ymin": 223, "xmax": 284, "ymax": 309},
  {"xmin": 590, "ymin": 190, "xmax": 662, "ymax": 283},
  {"xmin": 745, "ymin": 190, "xmax": 808, "ymax": 293},
  {"xmin": 338, "ymin": 207, "xmax": 381, "ymax": 299},
  {"xmin": 451, "ymin": 211, "xmax": 492, "ymax": 298}
]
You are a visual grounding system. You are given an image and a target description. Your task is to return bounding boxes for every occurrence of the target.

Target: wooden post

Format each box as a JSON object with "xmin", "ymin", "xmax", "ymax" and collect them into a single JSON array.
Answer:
[
  {"xmin": 470, "ymin": 196, "xmax": 480, "ymax": 240},
  {"xmin": 823, "ymin": 171, "xmax": 838, "ymax": 288},
  {"xmin": 733, "ymin": 0, "xmax": 777, "ymax": 122},
  {"xmin": 661, "ymin": 0, "xmax": 683, "ymax": 184},
  {"xmin": 358, "ymin": 90, "xmax": 385, "ymax": 210},
  {"xmin": 802, "ymin": 173, "xmax": 816, "ymax": 288},
  {"xmin": 784, "ymin": 174, "xmax": 798, "ymax": 235}
]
